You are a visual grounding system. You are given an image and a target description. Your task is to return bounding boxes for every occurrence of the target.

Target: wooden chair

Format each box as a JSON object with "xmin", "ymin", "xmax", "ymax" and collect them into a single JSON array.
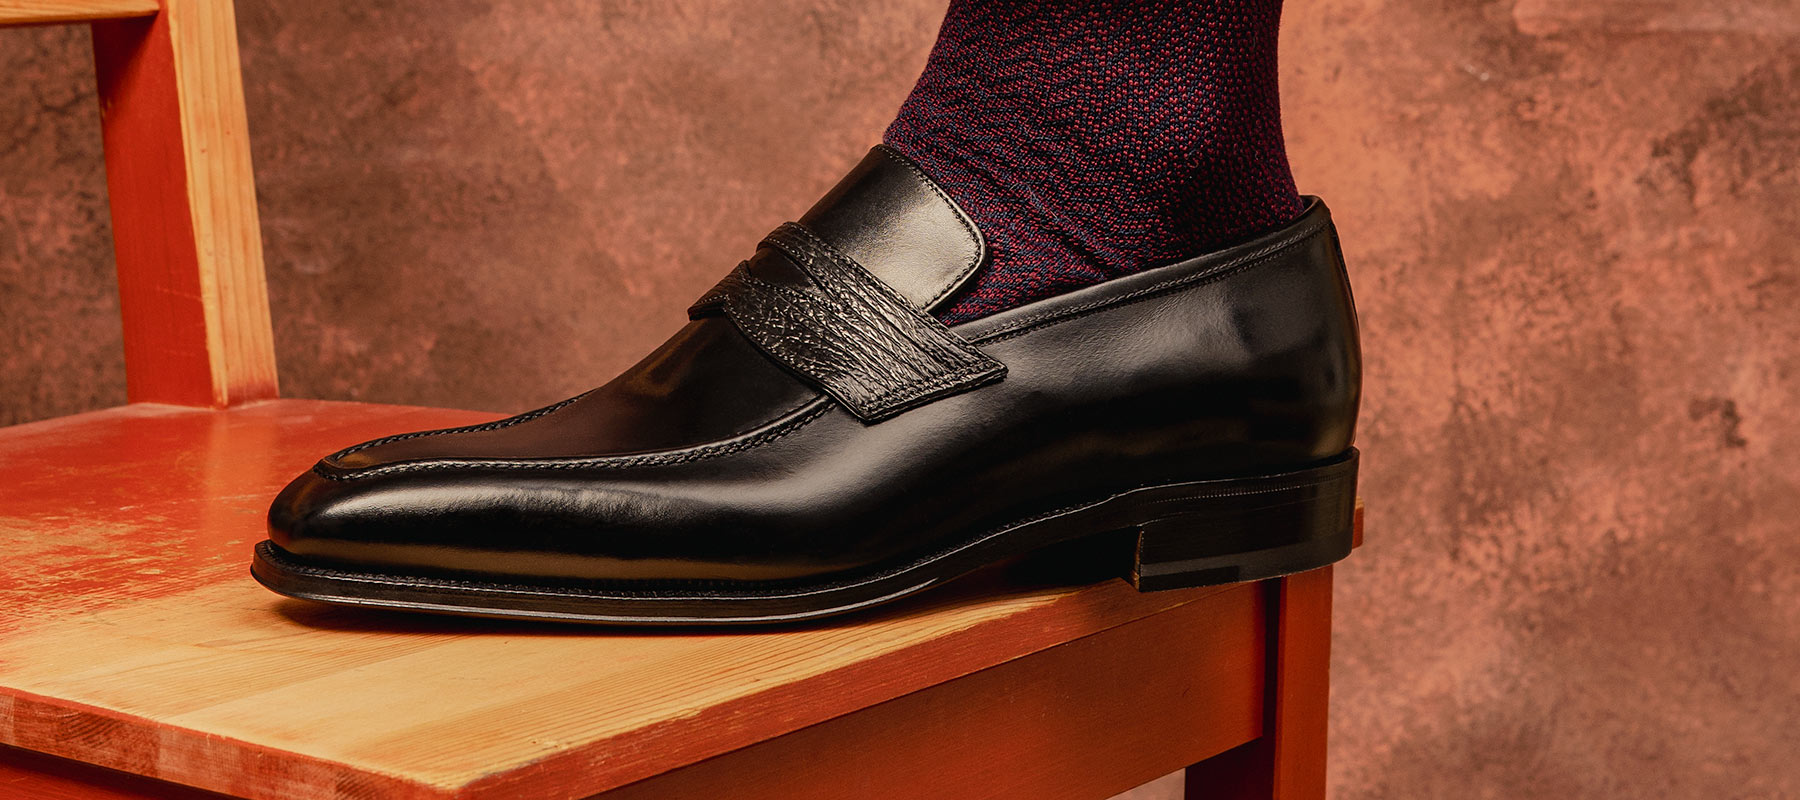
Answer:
[{"xmin": 0, "ymin": 2, "xmax": 1360, "ymax": 797}]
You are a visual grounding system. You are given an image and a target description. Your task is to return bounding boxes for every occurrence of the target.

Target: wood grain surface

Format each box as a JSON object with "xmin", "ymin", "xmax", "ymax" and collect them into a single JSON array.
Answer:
[
  {"xmin": 93, "ymin": 0, "xmax": 278, "ymax": 408},
  {"xmin": 1183, "ymin": 568, "xmax": 1336, "ymax": 800},
  {"xmin": 0, "ymin": 400, "xmax": 1292, "ymax": 800},
  {"xmin": 0, "ymin": 0, "xmax": 156, "ymax": 26},
  {"xmin": 1266, "ymin": 567, "xmax": 1334, "ymax": 798},
  {"xmin": 593, "ymin": 586, "xmax": 1266, "ymax": 800},
  {"xmin": 0, "ymin": 746, "xmax": 233, "ymax": 800}
]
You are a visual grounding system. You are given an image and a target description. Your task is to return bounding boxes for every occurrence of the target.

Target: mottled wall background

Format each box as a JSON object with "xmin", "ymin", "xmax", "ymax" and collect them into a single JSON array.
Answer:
[{"xmin": 2, "ymin": 0, "xmax": 1796, "ymax": 797}]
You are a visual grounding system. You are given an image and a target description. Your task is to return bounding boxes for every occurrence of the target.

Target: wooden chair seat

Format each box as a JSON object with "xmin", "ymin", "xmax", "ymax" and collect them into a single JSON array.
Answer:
[{"xmin": 0, "ymin": 400, "xmax": 1357, "ymax": 799}]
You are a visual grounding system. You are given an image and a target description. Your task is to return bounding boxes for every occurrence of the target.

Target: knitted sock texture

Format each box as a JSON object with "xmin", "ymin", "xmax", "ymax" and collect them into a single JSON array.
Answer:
[{"xmin": 884, "ymin": 0, "xmax": 1301, "ymax": 323}]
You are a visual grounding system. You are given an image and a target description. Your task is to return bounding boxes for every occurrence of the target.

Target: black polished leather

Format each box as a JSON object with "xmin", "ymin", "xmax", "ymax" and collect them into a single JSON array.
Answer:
[
  {"xmin": 795, "ymin": 145, "xmax": 985, "ymax": 310},
  {"xmin": 267, "ymin": 145, "xmax": 1360, "ymax": 587}
]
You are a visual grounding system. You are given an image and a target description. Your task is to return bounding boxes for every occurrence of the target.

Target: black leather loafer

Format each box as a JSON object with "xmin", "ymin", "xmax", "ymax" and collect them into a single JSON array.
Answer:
[{"xmin": 253, "ymin": 146, "xmax": 1361, "ymax": 625}]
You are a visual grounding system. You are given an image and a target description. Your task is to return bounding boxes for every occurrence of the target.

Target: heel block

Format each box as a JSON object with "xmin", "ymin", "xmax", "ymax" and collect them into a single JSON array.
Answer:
[{"xmin": 1128, "ymin": 450, "xmax": 1358, "ymax": 592}]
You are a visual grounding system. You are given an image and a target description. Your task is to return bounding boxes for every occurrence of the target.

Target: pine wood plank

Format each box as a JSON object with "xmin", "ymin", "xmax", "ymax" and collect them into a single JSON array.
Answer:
[
  {"xmin": 0, "ymin": 0, "xmax": 156, "ymax": 26},
  {"xmin": 1184, "ymin": 568, "xmax": 1335, "ymax": 800},
  {"xmin": 590, "ymin": 587, "xmax": 1265, "ymax": 800},
  {"xmin": 0, "ymin": 746, "xmax": 228, "ymax": 800},
  {"xmin": 0, "ymin": 400, "xmax": 1277, "ymax": 800},
  {"xmin": 1266, "ymin": 567, "xmax": 1333, "ymax": 799},
  {"xmin": 92, "ymin": 0, "xmax": 278, "ymax": 407}
]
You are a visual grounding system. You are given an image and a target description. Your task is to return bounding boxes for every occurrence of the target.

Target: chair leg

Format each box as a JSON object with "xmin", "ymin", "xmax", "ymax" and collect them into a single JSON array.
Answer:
[{"xmin": 1184, "ymin": 567, "xmax": 1333, "ymax": 800}]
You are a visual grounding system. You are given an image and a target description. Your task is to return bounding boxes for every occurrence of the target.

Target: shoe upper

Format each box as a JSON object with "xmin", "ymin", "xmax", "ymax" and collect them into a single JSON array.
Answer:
[{"xmin": 268, "ymin": 146, "xmax": 1360, "ymax": 584}]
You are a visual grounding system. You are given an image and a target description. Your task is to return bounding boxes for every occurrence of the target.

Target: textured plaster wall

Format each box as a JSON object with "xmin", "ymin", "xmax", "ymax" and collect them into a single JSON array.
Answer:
[
  {"xmin": 0, "ymin": 25, "xmax": 125, "ymax": 426},
  {"xmin": 2, "ymin": 1, "xmax": 1797, "ymax": 797},
  {"xmin": 1285, "ymin": 1, "xmax": 1800, "ymax": 796}
]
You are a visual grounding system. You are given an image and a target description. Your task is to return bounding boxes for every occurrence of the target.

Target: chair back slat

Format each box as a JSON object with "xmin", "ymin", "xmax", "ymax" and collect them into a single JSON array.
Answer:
[{"xmin": 90, "ymin": 0, "xmax": 278, "ymax": 407}]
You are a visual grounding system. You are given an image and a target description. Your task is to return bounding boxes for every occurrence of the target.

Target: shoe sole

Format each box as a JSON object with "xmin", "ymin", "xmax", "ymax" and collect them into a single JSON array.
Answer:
[{"xmin": 251, "ymin": 449, "xmax": 1358, "ymax": 626}]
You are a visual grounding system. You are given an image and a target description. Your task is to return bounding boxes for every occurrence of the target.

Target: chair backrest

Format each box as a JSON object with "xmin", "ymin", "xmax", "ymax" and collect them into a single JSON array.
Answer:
[{"xmin": 5, "ymin": 0, "xmax": 278, "ymax": 409}]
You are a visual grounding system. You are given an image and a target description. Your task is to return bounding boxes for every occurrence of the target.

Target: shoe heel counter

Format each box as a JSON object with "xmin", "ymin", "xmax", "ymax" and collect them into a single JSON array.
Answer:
[
  {"xmin": 1232, "ymin": 207, "xmax": 1361, "ymax": 463},
  {"xmin": 1322, "ymin": 220, "xmax": 1363, "ymax": 452}
]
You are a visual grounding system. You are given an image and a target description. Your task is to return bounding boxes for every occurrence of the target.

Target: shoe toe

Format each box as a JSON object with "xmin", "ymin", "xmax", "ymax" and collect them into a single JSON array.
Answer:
[
  {"xmin": 266, "ymin": 467, "xmax": 382, "ymax": 559},
  {"xmin": 266, "ymin": 466, "xmax": 464, "ymax": 568}
]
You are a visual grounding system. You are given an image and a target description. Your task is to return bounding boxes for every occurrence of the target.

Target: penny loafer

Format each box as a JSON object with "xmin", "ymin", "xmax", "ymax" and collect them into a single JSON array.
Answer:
[{"xmin": 253, "ymin": 145, "xmax": 1362, "ymax": 625}]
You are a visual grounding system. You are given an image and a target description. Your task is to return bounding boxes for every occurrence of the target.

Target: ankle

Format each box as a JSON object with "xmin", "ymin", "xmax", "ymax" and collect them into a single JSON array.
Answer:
[{"xmin": 882, "ymin": 0, "xmax": 1301, "ymax": 323}]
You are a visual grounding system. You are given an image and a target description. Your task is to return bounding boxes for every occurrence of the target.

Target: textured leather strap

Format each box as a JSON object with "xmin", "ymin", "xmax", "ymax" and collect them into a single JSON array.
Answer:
[{"xmin": 690, "ymin": 222, "xmax": 1005, "ymax": 422}]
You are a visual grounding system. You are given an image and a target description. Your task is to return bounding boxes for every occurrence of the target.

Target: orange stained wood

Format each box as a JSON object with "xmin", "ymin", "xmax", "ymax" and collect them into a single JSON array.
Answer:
[
  {"xmin": 1183, "ymin": 566, "xmax": 1336, "ymax": 800},
  {"xmin": 1, "ymin": 745, "xmax": 236, "ymax": 800},
  {"xmin": 0, "ymin": 0, "xmax": 157, "ymax": 26},
  {"xmin": 597, "ymin": 585, "xmax": 1266, "ymax": 800},
  {"xmin": 1265, "ymin": 566, "xmax": 1335, "ymax": 798},
  {"xmin": 92, "ymin": 0, "xmax": 279, "ymax": 408},
  {"xmin": 0, "ymin": 399, "xmax": 1354, "ymax": 800}
]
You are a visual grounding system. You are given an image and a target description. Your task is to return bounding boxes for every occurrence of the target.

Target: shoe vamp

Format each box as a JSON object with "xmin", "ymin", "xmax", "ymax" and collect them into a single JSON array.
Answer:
[{"xmin": 329, "ymin": 317, "xmax": 819, "ymax": 469}]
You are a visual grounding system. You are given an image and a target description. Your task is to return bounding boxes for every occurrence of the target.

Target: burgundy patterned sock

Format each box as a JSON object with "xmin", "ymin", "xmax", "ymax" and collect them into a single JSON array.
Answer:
[{"xmin": 885, "ymin": 0, "xmax": 1301, "ymax": 324}]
